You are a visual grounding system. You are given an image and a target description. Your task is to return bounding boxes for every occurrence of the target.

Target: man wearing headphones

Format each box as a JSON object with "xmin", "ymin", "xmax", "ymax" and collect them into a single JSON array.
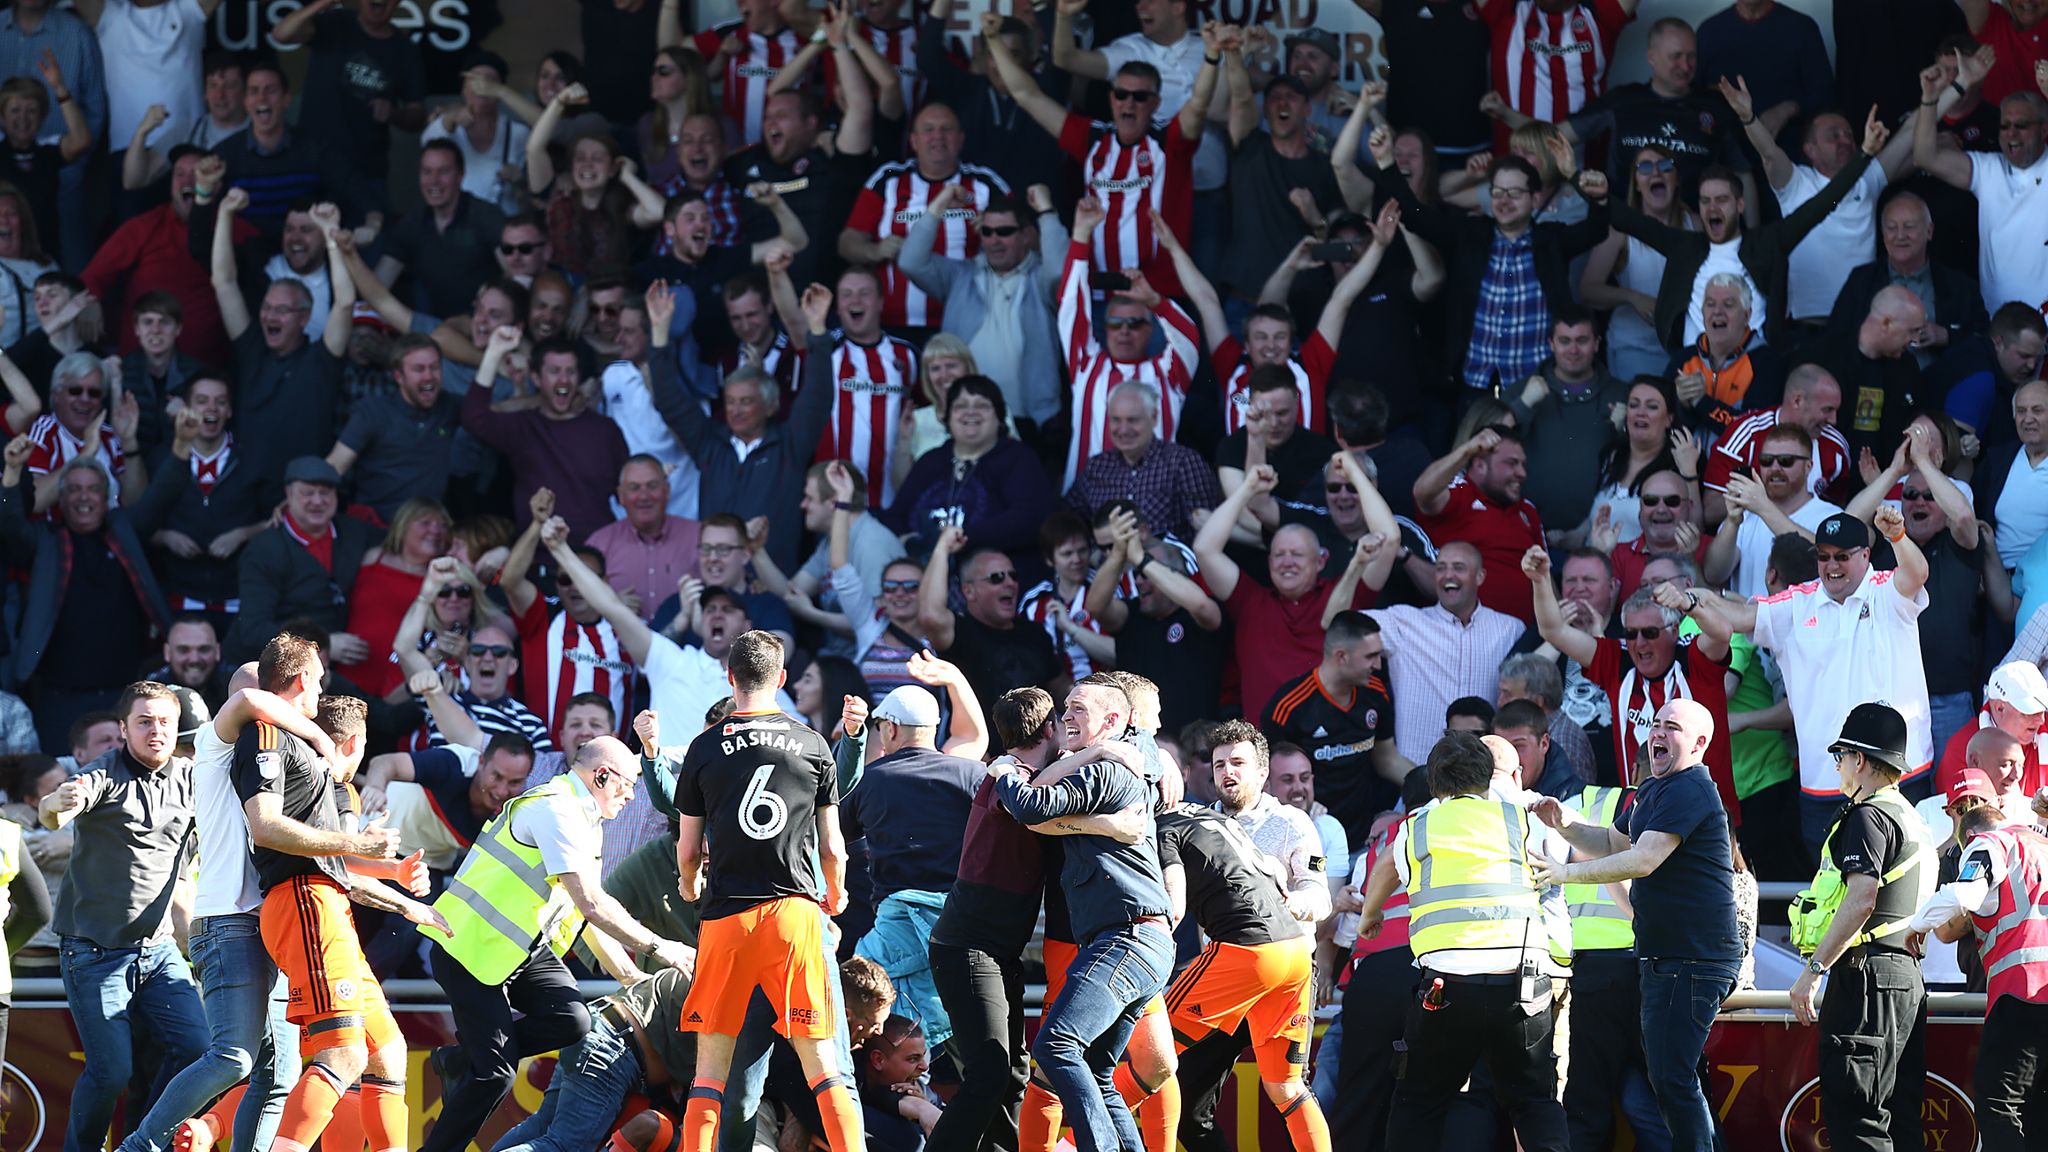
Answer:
[{"xmin": 420, "ymin": 734, "xmax": 698, "ymax": 1152}]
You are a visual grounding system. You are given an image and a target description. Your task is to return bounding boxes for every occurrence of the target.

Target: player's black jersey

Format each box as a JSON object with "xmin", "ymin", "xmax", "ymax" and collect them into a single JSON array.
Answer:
[
  {"xmin": 677, "ymin": 709, "xmax": 838, "ymax": 920},
  {"xmin": 1156, "ymin": 803, "xmax": 1297, "ymax": 946},
  {"xmin": 233, "ymin": 722, "xmax": 348, "ymax": 892}
]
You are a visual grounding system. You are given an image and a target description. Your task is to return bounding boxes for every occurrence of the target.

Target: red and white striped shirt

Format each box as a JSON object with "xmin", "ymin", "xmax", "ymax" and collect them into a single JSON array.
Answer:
[
  {"xmin": 816, "ymin": 334, "xmax": 920, "ymax": 508},
  {"xmin": 515, "ymin": 597, "xmax": 635, "ymax": 746},
  {"xmin": 25, "ymin": 414, "xmax": 126, "ymax": 517},
  {"xmin": 1484, "ymin": 0, "xmax": 1630, "ymax": 126},
  {"xmin": 190, "ymin": 436, "xmax": 232, "ymax": 494},
  {"xmin": 1057, "ymin": 240, "xmax": 1201, "ymax": 489},
  {"xmin": 845, "ymin": 161, "xmax": 1009, "ymax": 327},
  {"xmin": 1019, "ymin": 579, "xmax": 1106, "ymax": 681},
  {"xmin": 694, "ymin": 20, "xmax": 804, "ymax": 146},
  {"xmin": 835, "ymin": 18, "xmax": 923, "ymax": 118},
  {"xmin": 1212, "ymin": 331, "xmax": 1336, "ymax": 437},
  {"xmin": 1058, "ymin": 111, "xmax": 1197, "ymax": 299},
  {"xmin": 1702, "ymin": 405, "xmax": 1852, "ymax": 499}
]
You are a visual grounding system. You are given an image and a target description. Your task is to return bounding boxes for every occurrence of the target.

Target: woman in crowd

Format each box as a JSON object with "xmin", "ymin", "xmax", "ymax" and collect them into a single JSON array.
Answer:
[
  {"xmin": 1583, "ymin": 145, "xmax": 1696, "ymax": 383},
  {"xmin": 1587, "ymin": 377, "xmax": 1694, "ymax": 545},
  {"xmin": 527, "ymin": 86, "xmax": 667, "ymax": 279},
  {"xmin": 638, "ymin": 47, "xmax": 715, "ymax": 191},
  {"xmin": 791, "ymin": 653, "xmax": 873, "ymax": 741},
  {"xmin": 888, "ymin": 375, "xmax": 1053, "ymax": 559}
]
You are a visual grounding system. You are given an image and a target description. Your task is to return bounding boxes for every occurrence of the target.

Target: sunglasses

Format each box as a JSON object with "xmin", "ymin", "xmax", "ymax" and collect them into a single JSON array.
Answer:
[
  {"xmin": 1623, "ymin": 626, "xmax": 1667, "ymax": 641},
  {"xmin": 978, "ymin": 224, "xmax": 1021, "ymax": 238},
  {"xmin": 1104, "ymin": 316, "xmax": 1151, "ymax": 331},
  {"xmin": 1901, "ymin": 487, "xmax": 1933, "ymax": 501},
  {"xmin": 880, "ymin": 579, "xmax": 919, "ymax": 592},
  {"xmin": 1326, "ymin": 482, "xmax": 1356, "ymax": 494},
  {"xmin": 499, "ymin": 241, "xmax": 543, "ymax": 255},
  {"xmin": 469, "ymin": 643, "xmax": 513, "ymax": 659},
  {"xmin": 1640, "ymin": 494, "xmax": 1685, "ymax": 509},
  {"xmin": 437, "ymin": 585, "xmax": 474, "ymax": 599},
  {"xmin": 1110, "ymin": 87, "xmax": 1158, "ymax": 103},
  {"xmin": 61, "ymin": 386, "xmax": 104, "ymax": 399},
  {"xmin": 1634, "ymin": 158, "xmax": 1677, "ymax": 175},
  {"xmin": 592, "ymin": 302, "xmax": 625, "ymax": 315},
  {"xmin": 1756, "ymin": 453, "xmax": 1805, "ymax": 468},
  {"xmin": 977, "ymin": 570, "xmax": 1015, "ymax": 585}
]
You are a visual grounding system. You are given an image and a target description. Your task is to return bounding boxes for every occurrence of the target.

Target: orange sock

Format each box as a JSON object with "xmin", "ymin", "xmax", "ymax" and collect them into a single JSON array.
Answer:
[
  {"xmin": 1112, "ymin": 1062, "xmax": 1178, "ymax": 1152},
  {"xmin": 808, "ymin": 1073, "xmax": 861, "ymax": 1152},
  {"xmin": 359, "ymin": 1079, "xmax": 406, "ymax": 1152},
  {"xmin": 273, "ymin": 1064, "xmax": 348, "ymax": 1152},
  {"xmin": 1019, "ymin": 1081, "xmax": 1062, "ymax": 1152},
  {"xmin": 682, "ymin": 1077, "xmax": 723, "ymax": 1152},
  {"xmin": 1279, "ymin": 1089, "xmax": 1332, "ymax": 1152},
  {"xmin": 317, "ymin": 1085, "xmax": 363, "ymax": 1152}
]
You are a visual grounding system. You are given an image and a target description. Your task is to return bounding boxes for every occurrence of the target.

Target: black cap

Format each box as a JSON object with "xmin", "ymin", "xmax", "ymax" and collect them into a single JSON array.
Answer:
[
  {"xmin": 282, "ymin": 456, "xmax": 341, "ymax": 487},
  {"xmin": 1814, "ymin": 513, "xmax": 1870, "ymax": 552},
  {"xmin": 1267, "ymin": 74, "xmax": 1311, "ymax": 99},
  {"xmin": 1283, "ymin": 28, "xmax": 1341, "ymax": 62},
  {"xmin": 169, "ymin": 685, "xmax": 211, "ymax": 743},
  {"xmin": 1830, "ymin": 702, "xmax": 1910, "ymax": 774}
]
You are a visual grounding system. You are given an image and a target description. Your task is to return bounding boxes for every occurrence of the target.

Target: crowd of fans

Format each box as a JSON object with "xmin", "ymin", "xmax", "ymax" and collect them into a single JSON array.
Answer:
[{"xmin": 6, "ymin": 0, "xmax": 2048, "ymax": 1146}]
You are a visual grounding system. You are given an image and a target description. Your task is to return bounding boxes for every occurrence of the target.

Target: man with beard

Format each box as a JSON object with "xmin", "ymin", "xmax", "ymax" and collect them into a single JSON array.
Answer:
[
  {"xmin": 132, "ymin": 378, "xmax": 272, "ymax": 620},
  {"xmin": 25, "ymin": 351, "xmax": 145, "ymax": 513},
  {"xmin": 0, "ymin": 451, "xmax": 168, "ymax": 752},
  {"xmin": 149, "ymin": 616, "xmax": 228, "ymax": 708},
  {"xmin": 212, "ymin": 191, "xmax": 354, "ymax": 496},
  {"xmin": 1366, "ymin": 541, "xmax": 1526, "ymax": 764},
  {"xmin": 1938, "ymin": 302, "xmax": 2044, "ymax": 451},
  {"xmin": 841, "ymin": 101, "xmax": 1009, "ymax": 329},
  {"xmin": 1704, "ymin": 363, "xmax": 1848, "ymax": 520},
  {"xmin": 1261, "ymin": 613, "xmax": 1406, "ymax": 841},
  {"xmin": 374, "ymin": 141, "xmax": 505, "ymax": 321},
  {"xmin": 462, "ymin": 328, "xmax": 630, "ymax": 543},
  {"xmin": 587, "ymin": 459, "xmax": 702, "ymax": 624},
  {"xmin": 1083, "ymin": 507, "xmax": 1226, "ymax": 737},
  {"xmin": 493, "ymin": 215, "xmax": 550, "ymax": 285},
  {"xmin": 85, "ymin": 147, "xmax": 237, "ymax": 365},
  {"xmin": 223, "ymin": 457, "xmax": 377, "ymax": 663},
  {"xmin": 271, "ymin": 0, "xmax": 424, "ymax": 195},
  {"xmin": 1794, "ymin": 286, "xmax": 1928, "ymax": 460},
  {"xmin": 663, "ymin": 112, "xmax": 743, "ymax": 252},
  {"xmin": 1511, "ymin": 308, "xmax": 1633, "ymax": 531},
  {"xmin": 1666, "ymin": 274, "xmax": 1786, "ymax": 437},
  {"xmin": 1414, "ymin": 426, "xmax": 1545, "ymax": 621},
  {"xmin": 326, "ymin": 333, "xmax": 460, "ymax": 518},
  {"xmin": 1532, "ymin": 698, "xmax": 1741, "ymax": 1152},
  {"xmin": 919, "ymin": 523, "xmax": 1064, "ymax": 719},
  {"xmin": 1705, "ymin": 424, "xmax": 1841, "ymax": 598}
]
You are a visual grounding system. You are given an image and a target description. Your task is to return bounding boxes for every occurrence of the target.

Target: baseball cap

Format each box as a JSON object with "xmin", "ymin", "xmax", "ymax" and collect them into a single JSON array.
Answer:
[
  {"xmin": 1813, "ymin": 513, "xmax": 1870, "ymax": 553},
  {"xmin": 1283, "ymin": 28, "xmax": 1341, "ymax": 62},
  {"xmin": 1948, "ymin": 767, "xmax": 1998, "ymax": 806},
  {"xmin": 872, "ymin": 686, "xmax": 941, "ymax": 728},
  {"xmin": 282, "ymin": 456, "xmax": 341, "ymax": 487},
  {"xmin": 1829, "ymin": 702, "xmax": 1910, "ymax": 774},
  {"xmin": 1987, "ymin": 661, "xmax": 2048, "ymax": 715},
  {"xmin": 169, "ymin": 685, "xmax": 211, "ymax": 743},
  {"xmin": 1266, "ymin": 74, "xmax": 1311, "ymax": 99}
]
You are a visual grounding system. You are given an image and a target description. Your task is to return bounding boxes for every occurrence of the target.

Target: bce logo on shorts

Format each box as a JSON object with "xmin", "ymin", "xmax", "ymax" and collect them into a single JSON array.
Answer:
[{"xmin": 788, "ymin": 1007, "xmax": 823, "ymax": 1028}]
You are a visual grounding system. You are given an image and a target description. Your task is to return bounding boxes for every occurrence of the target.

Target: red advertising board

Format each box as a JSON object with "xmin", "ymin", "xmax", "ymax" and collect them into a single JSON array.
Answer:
[{"xmin": 0, "ymin": 1003, "xmax": 1987, "ymax": 1151}]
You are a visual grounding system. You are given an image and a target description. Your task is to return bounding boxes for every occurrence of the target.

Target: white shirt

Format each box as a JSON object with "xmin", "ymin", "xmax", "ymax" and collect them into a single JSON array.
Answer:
[
  {"xmin": 602, "ymin": 361, "xmax": 701, "ymax": 519},
  {"xmin": 1730, "ymin": 495, "xmax": 1840, "ymax": 600},
  {"xmin": 509, "ymin": 767, "xmax": 602, "ymax": 939},
  {"xmin": 1219, "ymin": 791, "xmax": 1329, "ymax": 933},
  {"xmin": 96, "ymin": 0, "xmax": 207, "ymax": 151},
  {"xmin": 1777, "ymin": 162, "xmax": 1888, "ymax": 320},
  {"xmin": 421, "ymin": 112, "xmax": 532, "ymax": 216},
  {"xmin": 1684, "ymin": 238, "xmax": 1766, "ymax": 346},
  {"xmin": 1969, "ymin": 149, "xmax": 2048, "ymax": 315},
  {"xmin": 643, "ymin": 634, "xmax": 796, "ymax": 741},
  {"xmin": 191, "ymin": 721, "xmax": 261, "ymax": 920},
  {"xmin": 1752, "ymin": 566, "xmax": 1933, "ymax": 797},
  {"xmin": 1366, "ymin": 603, "xmax": 1527, "ymax": 763},
  {"xmin": 1386, "ymin": 781, "xmax": 1571, "ymax": 980},
  {"xmin": 1996, "ymin": 448, "xmax": 2048, "ymax": 568}
]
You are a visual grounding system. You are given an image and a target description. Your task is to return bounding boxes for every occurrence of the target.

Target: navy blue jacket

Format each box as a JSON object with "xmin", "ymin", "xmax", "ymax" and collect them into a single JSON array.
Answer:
[{"xmin": 994, "ymin": 762, "xmax": 1169, "ymax": 945}]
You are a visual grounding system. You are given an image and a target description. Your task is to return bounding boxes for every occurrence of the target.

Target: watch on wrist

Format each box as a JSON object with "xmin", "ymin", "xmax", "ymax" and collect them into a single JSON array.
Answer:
[
  {"xmin": 1805, "ymin": 958, "xmax": 1827, "ymax": 976},
  {"xmin": 833, "ymin": 500, "xmax": 857, "ymax": 511}
]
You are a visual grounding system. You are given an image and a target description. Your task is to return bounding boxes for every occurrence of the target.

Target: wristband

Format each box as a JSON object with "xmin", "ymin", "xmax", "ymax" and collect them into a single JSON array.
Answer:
[
  {"xmin": 1952, "ymin": 79, "xmax": 1967, "ymax": 98},
  {"xmin": 833, "ymin": 500, "xmax": 857, "ymax": 511},
  {"xmin": 1203, "ymin": 54, "xmax": 1220, "ymax": 65},
  {"xmin": 1921, "ymin": 98, "xmax": 1940, "ymax": 107},
  {"xmin": 1738, "ymin": 114, "xmax": 1755, "ymax": 126},
  {"xmin": 1677, "ymin": 471, "xmax": 1697, "ymax": 481},
  {"xmin": 1135, "ymin": 555, "xmax": 1154, "ymax": 578},
  {"xmin": 1885, "ymin": 528, "xmax": 1906, "ymax": 543},
  {"xmin": 810, "ymin": 26, "xmax": 828, "ymax": 43}
]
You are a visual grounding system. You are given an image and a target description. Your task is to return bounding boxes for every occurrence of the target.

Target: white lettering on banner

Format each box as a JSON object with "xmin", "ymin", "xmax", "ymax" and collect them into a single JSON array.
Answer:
[{"xmin": 212, "ymin": 0, "xmax": 473, "ymax": 53}]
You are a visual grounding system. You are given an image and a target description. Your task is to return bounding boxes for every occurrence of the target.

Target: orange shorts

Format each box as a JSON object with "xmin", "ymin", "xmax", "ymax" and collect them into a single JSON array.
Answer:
[
  {"xmin": 260, "ymin": 874, "xmax": 399, "ymax": 1052},
  {"xmin": 1043, "ymin": 936, "xmax": 1165, "ymax": 1024},
  {"xmin": 681, "ymin": 897, "xmax": 836, "ymax": 1039},
  {"xmin": 1164, "ymin": 936, "xmax": 1315, "ymax": 1083}
]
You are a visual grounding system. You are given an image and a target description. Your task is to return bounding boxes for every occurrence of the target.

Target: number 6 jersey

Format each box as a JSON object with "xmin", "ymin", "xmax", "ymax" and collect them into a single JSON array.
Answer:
[{"xmin": 676, "ymin": 709, "xmax": 838, "ymax": 920}]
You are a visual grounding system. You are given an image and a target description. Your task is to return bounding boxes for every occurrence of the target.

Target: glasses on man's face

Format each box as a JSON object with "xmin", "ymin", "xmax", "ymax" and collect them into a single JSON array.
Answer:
[
  {"xmin": 1757, "ymin": 453, "xmax": 1804, "ymax": 469},
  {"xmin": 61, "ymin": 386, "xmax": 104, "ymax": 400},
  {"xmin": 1634, "ymin": 158, "xmax": 1676, "ymax": 175},
  {"xmin": 880, "ymin": 579, "xmax": 919, "ymax": 592},
  {"xmin": 700, "ymin": 543, "xmax": 742, "ymax": 558},
  {"xmin": 1640, "ymin": 493, "xmax": 1686, "ymax": 509},
  {"xmin": 469, "ymin": 644, "xmax": 514, "ymax": 659},
  {"xmin": 1104, "ymin": 316, "xmax": 1150, "ymax": 331},
  {"xmin": 978, "ymin": 224, "xmax": 1020, "ymax": 238},
  {"xmin": 499, "ymin": 241, "xmax": 542, "ymax": 255},
  {"xmin": 1491, "ymin": 185, "xmax": 1533, "ymax": 201},
  {"xmin": 978, "ymin": 570, "xmax": 1015, "ymax": 585},
  {"xmin": 1623, "ymin": 625, "xmax": 1667, "ymax": 642},
  {"xmin": 1110, "ymin": 87, "xmax": 1157, "ymax": 104},
  {"xmin": 1815, "ymin": 548, "xmax": 1862, "ymax": 565},
  {"xmin": 592, "ymin": 302, "xmax": 625, "ymax": 316}
]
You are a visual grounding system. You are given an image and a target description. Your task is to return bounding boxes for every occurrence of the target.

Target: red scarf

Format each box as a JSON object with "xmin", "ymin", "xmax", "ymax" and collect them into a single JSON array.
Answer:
[{"xmin": 282, "ymin": 511, "xmax": 335, "ymax": 573}]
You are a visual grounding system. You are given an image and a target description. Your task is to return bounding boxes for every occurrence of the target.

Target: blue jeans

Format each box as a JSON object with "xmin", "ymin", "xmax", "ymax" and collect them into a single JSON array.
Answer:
[
  {"xmin": 1032, "ymin": 922, "xmax": 1175, "ymax": 1152},
  {"xmin": 716, "ymin": 908, "xmax": 854, "ymax": 1152},
  {"xmin": 1311, "ymin": 1014, "xmax": 1342, "ymax": 1113},
  {"xmin": 60, "ymin": 936, "xmax": 210, "ymax": 1152},
  {"xmin": 1637, "ymin": 957, "xmax": 1739, "ymax": 1152},
  {"xmin": 117, "ymin": 915, "xmax": 297, "ymax": 1152},
  {"xmin": 1927, "ymin": 691, "xmax": 1976, "ymax": 770},
  {"xmin": 492, "ymin": 1014, "xmax": 644, "ymax": 1152}
]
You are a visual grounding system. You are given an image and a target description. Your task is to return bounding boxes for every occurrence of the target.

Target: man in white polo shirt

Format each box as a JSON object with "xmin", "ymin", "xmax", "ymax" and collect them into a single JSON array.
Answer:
[
  {"xmin": 1686, "ymin": 508, "xmax": 1931, "ymax": 864},
  {"xmin": 1912, "ymin": 49, "xmax": 2048, "ymax": 314}
]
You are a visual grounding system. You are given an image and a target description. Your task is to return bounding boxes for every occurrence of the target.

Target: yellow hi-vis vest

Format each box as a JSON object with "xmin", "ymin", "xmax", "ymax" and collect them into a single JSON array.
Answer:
[
  {"xmin": 0, "ymin": 820, "xmax": 20, "ymax": 997},
  {"xmin": 1405, "ymin": 794, "xmax": 1545, "ymax": 963},
  {"xmin": 1789, "ymin": 784, "xmax": 1934, "ymax": 957},
  {"xmin": 426, "ymin": 775, "xmax": 587, "ymax": 983},
  {"xmin": 1564, "ymin": 785, "xmax": 1635, "ymax": 952}
]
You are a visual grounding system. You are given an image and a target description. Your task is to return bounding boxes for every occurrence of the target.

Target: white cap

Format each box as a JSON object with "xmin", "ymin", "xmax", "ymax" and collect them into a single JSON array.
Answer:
[
  {"xmin": 872, "ymin": 685, "xmax": 941, "ymax": 727},
  {"xmin": 1987, "ymin": 662, "xmax": 2048, "ymax": 715}
]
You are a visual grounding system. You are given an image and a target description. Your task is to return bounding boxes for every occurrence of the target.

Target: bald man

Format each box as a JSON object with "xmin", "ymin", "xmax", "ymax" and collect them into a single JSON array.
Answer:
[
  {"xmin": 1533, "ymin": 698, "xmax": 1741, "ymax": 1151},
  {"xmin": 1795, "ymin": 284, "xmax": 1930, "ymax": 461}
]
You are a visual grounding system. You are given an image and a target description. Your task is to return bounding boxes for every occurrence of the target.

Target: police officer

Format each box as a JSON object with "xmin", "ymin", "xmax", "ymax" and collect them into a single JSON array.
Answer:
[
  {"xmin": 1908, "ymin": 792, "xmax": 2048, "ymax": 1149},
  {"xmin": 1558, "ymin": 783, "xmax": 1669, "ymax": 1152},
  {"xmin": 1358, "ymin": 731, "xmax": 1569, "ymax": 1151},
  {"xmin": 1787, "ymin": 703, "xmax": 1934, "ymax": 1151}
]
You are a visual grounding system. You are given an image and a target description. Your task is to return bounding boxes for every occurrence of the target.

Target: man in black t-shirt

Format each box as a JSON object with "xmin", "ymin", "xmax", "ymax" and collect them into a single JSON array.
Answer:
[
  {"xmin": 1565, "ymin": 17, "xmax": 1749, "ymax": 193},
  {"xmin": 1087, "ymin": 508, "xmax": 1227, "ymax": 736},
  {"xmin": 919, "ymin": 527, "xmax": 1065, "ymax": 724},
  {"xmin": 1156, "ymin": 802, "xmax": 1333, "ymax": 1151},
  {"xmin": 1261, "ymin": 612, "xmax": 1405, "ymax": 841},
  {"xmin": 1793, "ymin": 287, "xmax": 1928, "ymax": 460},
  {"xmin": 272, "ymin": 0, "xmax": 426, "ymax": 190}
]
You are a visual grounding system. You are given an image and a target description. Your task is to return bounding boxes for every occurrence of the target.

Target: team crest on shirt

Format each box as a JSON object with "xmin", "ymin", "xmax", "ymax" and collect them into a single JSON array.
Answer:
[
  {"xmin": 1136, "ymin": 149, "xmax": 1154, "ymax": 173},
  {"xmin": 1166, "ymin": 622, "xmax": 1185, "ymax": 643},
  {"xmin": 1365, "ymin": 708, "xmax": 1380, "ymax": 728},
  {"xmin": 1699, "ymin": 111, "xmax": 1717, "ymax": 133},
  {"xmin": 335, "ymin": 979, "xmax": 357, "ymax": 1002}
]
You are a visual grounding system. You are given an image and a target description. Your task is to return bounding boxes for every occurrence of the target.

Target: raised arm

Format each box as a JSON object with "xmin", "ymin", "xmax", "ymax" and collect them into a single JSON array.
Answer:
[
  {"xmin": 1182, "ymin": 30, "xmax": 1225, "ymax": 144},
  {"xmin": 1523, "ymin": 546, "xmax": 1599, "ymax": 666},
  {"xmin": 908, "ymin": 650, "xmax": 990, "ymax": 761},
  {"xmin": 313, "ymin": 203, "xmax": 356, "ymax": 358},
  {"xmin": 1150, "ymin": 208, "xmax": 1225, "ymax": 353},
  {"xmin": 526, "ymin": 84, "xmax": 587, "ymax": 196},
  {"xmin": 1913, "ymin": 59, "xmax": 1976, "ymax": 190},
  {"xmin": 1318, "ymin": 198, "xmax": 1401, "ymax": 350},
  {"xmin": 1720, "ymin": 76, "xmax": 1794, "ymax": 191},
  {"xmin": 981, "ymin": 11, "xmax": 1070, "ymax": 139},
  {"xmin": 121, "ymin": 103, "xmax": 170, "ymax": 190},
  {"xmin": 916, "ymin": 524, "xmax": 963, "ymax": 650},
  {"xmin": 1049, "ymin": 0, "xmax": 1108, "ymax": 81},
  {"xmin": 38, "ymin": 52, "xmax": 93, "ymax": 165},
  {"xmin": 615, "ymin": 157, "xmax": 667, "ymax": 229},
  {"xmin": 1413, "ymin": 428, "xmax": 1498, "ymax": 518},
  {"xmin": 542, "ymin": 516, "xmax": 657, "ymax": 665},
  {"xmin": 212, "ymin": 187, "xmax": 251, "ymax": 339},
  {"xmin": 1874, "ymin": 504, "xmax": 1930, "ymax": 599},
  {"xmin": 1193, "ymin": 463, "xmax": 1269, "ymax": 601},
  {"xmin": 1218, "ymin": 25, "xmax": 1257, "ymax": 146}
]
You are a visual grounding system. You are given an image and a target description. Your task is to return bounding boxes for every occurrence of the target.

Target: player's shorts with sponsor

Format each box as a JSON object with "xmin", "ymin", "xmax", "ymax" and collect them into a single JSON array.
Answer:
[
  {"xmin": 681, "ymin": 896, "xmax": 837, "ymax": 1039},
  {"xmin": 1043, "ymin": 934, "xmax": 1165, "ymax": 1022},
  {"xmin": 1164, "ymin": 935, "xmax": 1316, "ymax": 1081},
  {"xmin": 260, "ymin": 873, "xmax": 400, "ymax": 1050}
]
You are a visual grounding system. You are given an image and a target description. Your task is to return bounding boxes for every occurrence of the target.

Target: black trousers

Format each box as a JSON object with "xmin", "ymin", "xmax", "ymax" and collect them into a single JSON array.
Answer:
[
  {"xmin": 927, "ymin": 942, "xmax": 1025, "ymax": 1152},
  {"xmin": 1173, "ymin": 1024, "xmax": 1251, "ymax": 1152},
  {"xmin": 424, "ymin": 938, "xmax": 592, "ymax": 1152},
  {"xmin": 1386, "ymin": 970, "xmax": 1569, "ymax": 1152},
  {"xmin": 1565, "ymin": 949, "xmax": 1661, "ymax": 1151},
  {"xmin": 1332, "ymin": 949, "xmax": 1417, "ymax": 1151},
  {"xmin": 1816, "ymin": 948, "xmax": 1926, "ymax": 1152},
  {"xmin": 1977, "ymin": 995, "xmax": 2048, "ymax": 1151}
]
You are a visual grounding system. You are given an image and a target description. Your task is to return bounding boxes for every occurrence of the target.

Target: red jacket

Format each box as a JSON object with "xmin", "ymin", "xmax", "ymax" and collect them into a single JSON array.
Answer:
[{"xmin": 82, "ymin": 205, "xmax": 256, "ymax": 368}]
